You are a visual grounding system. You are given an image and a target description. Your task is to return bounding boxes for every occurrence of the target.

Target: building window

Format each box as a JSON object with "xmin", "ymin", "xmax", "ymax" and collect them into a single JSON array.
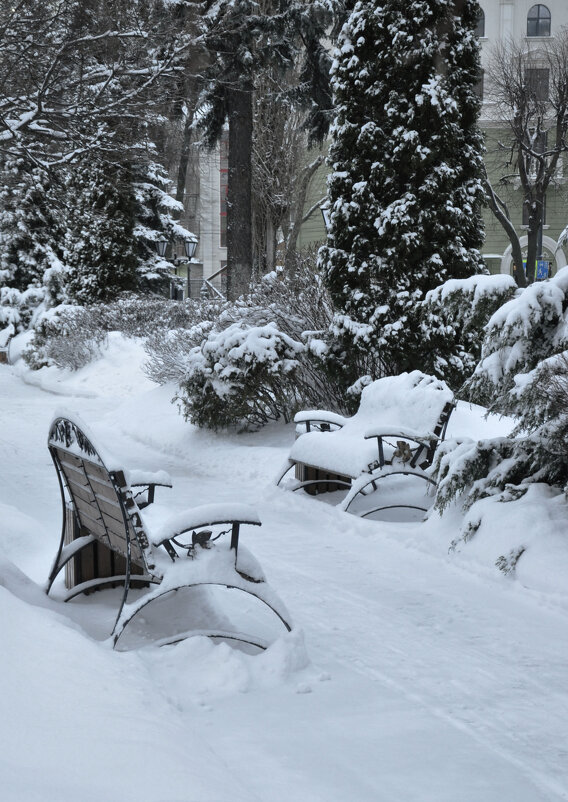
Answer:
[
  {"xmin": 219, "ymin": 132, "xmax": 228, "ymax": 249},
  {"xmin": 475, "ymin": 8, "xmax": 485, "ymax": 37},
  {"xmin": 527, "ymin": 5, "xmax": 551, "ymax": 37},
  {"xmin": 474, "ymin": 70, "xmax": 484, "ymax": 101},
  {"xmin": 525, "ymin": 67, "xmax": 549, "ymax": 101}
]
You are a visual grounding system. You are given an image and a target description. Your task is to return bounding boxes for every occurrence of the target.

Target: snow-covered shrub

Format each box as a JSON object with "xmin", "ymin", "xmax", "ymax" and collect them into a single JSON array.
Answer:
[
  {"xmin": 87, "ymin": 295, "xmax": 225, "ymax": 339},
  {"xmin": 432, "ymin": 269, "xmax": 568, "ymax": 539},
  {"xmin": 465, "ymin": 266, "xmax": 568, "ymax": 410},
  {"xmin": 23, "ymin": 306, "xmax": 108, "ymax": 370},
  {"xmin": 0, "ymin": 286, "xmax": 45, "ymax": 340},
  {"xmin": 177, "ymin": 321, "xmax": 304, "ymax": 430},
  {"xmin": 147, "ymin": 254, "xmax": 351, "ymax": 428},
  {"xmin": 144, "ymin": 317, "xmax": 221, "ymax": 385},
  {"xmin": 23, "ymin": 295, "xmax": 227, "ymax": 372},
  {"xmin": 420, "ymin": 274, "xmax": 517, "ymax": 390},
  {"xmin": 231, "ymin": 255, "xmax": 349, "ymax": 413}
]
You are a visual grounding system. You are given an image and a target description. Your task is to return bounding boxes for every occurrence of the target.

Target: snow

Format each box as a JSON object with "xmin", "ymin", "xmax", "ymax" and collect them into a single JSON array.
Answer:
[
  {"xmin": 1, "ymin": 336, "xmax": 568, "ymax": 801},
  {"xmin": 289, "ymin": 371, "xmax": 454, "ymax": 477}
]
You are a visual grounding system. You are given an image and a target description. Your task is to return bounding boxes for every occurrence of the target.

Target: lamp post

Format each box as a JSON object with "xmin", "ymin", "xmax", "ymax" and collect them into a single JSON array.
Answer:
[
  {"xmin": 156, "ymin": 239, "xmax": 169, "ymax": 259},
  {"xmin": 183, "ymin": 239, "xmax": 198, "ymax": 298},
  {"xmin": 155, "ymin": 237, "xmax": 199, "ymax": 299}
]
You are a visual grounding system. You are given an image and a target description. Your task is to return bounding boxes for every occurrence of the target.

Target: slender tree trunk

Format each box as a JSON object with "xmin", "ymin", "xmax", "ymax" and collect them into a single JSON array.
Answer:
[
  {"xmin": 284, "ymin": 154, "xmax": 323, "ymax": 272},
  {"xmin": 483, "ymin": 176, "xmax": 526, "ymax": 288},
  {"xmin": 525, "ymin": 203, "xmax": 541, "ymax": 285},
  {"xmin": 226, "ymin": 81, "xmax": 253, "ymax": 300},
  {"xmin": 175, "ymin": 112, "xmax": 194, "ymax": 206}
]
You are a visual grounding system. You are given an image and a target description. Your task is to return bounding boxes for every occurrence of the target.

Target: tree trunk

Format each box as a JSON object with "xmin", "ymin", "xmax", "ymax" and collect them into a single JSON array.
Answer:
[
  {"xmin": 175, "ymin": 112, "xmax": 194, "ymax": 206},
  {"xmin": 525, "ymin": 201, "xmax": 542, "ymax": 285},
  {"xmin": 283, "ymin": 154, "xmax": 323, "ymax": 272},
  {"xmin": 483, "ymin": 176, "xmax": 526, "ymax": 288},
  {"xmin": 226, "ymin": 81, "xmax": 253, "ymax": 300}
]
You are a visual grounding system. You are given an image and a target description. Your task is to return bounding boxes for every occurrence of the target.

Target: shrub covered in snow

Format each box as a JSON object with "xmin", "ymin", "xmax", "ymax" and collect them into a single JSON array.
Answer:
[
  {"xmin": 23, "ymin": 296, "xmax": 223, "ymax": 371},
  {"xmin": 147, "ymin": 254, "xmax": 351, "ymax": 427},
  {"xmin": 177, "ymin": 321, "xmax": 304, "ymax": 430},
  {"xmin": 0, "ymin": 286, "xmax": 45, "ymax": 342},
  {"xmin": 419, "ymin": 274, "xmax": 517, "ymax": 390},
  {"xmin": 432, "ymin": 268, "xmax": 568, "ymax": 536},
  {"xmin": 22, "ymin": 306, "xmax": 108, "ymax": 371}
]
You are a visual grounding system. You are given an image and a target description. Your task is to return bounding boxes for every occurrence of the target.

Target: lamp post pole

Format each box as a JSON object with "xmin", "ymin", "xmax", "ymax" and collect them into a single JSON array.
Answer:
[{"xmin": 156, "ymin": 237, "xmax": 198, "ymax": 299}]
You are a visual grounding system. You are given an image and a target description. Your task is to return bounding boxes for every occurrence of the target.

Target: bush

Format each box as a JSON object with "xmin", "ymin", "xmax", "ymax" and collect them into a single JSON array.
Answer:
[
  {"xmin": 432, "ymin": 269, "xmax": 568, "ymax": 538},
  {"xmin": 23, "ymin": 305, "xmax": 107, "ymax": 370},
  {"xmin": 419, "ymin": 274, "xmax": 517, "ymax": 391},
  {"xmin": 177, "ymin": 321, "xmax": 304, "ymax": 430},
  {"xmin": 148, "ymin": 253, "xmax": 354, "ymax": 429},
  {"xmin": 22, "ymin": 294, "xmax": 226, "ymax": 371}
]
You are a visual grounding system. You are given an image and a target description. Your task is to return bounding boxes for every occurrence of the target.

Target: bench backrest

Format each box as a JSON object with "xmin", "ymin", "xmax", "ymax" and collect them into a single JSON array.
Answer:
[
  {"xmin": 356, "ymin": 371, "xmax": 454, "ymax": 433},
  {"xmin": 48, "ymin": 418, "xmax": 150, "ymax": 571}
]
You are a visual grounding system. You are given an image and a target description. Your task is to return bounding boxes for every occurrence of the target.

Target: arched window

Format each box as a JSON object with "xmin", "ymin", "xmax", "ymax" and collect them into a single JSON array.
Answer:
[
  {"xmin": 527, "ymin": 5, "xmax": 551, "ymax": 37},
  {"xmin": 475, "ymin": 8, "xmax": 485, "ymax": 37}
]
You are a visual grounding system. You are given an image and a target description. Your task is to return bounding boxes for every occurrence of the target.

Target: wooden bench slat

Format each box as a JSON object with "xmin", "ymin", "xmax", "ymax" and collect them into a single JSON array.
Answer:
[
  {"xmin": 62, "ymin": 473, "xmax": 123, "ymax": 520},
  {"xmin": 55, "ymin": 451, "xmax": 114, "ymax": 486},
  {"xmin": 56, "ymin": 454, "xmax": 120, "ymax": 503},
  {"xmin": 69, "ymin": 489, "xmax": 135, "ymax": 551}
]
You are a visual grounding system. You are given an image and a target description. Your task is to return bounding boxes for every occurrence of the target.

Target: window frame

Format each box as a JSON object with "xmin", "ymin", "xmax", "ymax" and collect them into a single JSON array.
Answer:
[
  {"xmin": 527, "ymin": 4, "xmax": 551, "ymax": 38},
  {"xmin": 524, "ymin": 66, "xmax": 550, "ymax": 102},
  {"xmin": 475, "ymin": 7, "xmax": 485, "ymax": 38}
]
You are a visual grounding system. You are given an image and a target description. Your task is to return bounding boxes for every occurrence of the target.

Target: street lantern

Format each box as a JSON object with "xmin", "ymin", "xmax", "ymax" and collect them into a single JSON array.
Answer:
[
  {"xmin": 184, "ymin": 239, "xmax": 198, "ymax": 260},
  {"xmin": 156, "ymin": 239, "xmax": 169, "ymax": 258}
]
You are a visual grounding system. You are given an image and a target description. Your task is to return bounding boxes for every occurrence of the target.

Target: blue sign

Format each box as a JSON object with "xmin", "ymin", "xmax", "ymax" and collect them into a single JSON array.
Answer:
[
  {"xmin": 522, "ymin": 259, "xmax": 550, "ymax": 280},
  {"xmin": 536, "ymin": 260, "xmax": 549, "ymax": 280}
]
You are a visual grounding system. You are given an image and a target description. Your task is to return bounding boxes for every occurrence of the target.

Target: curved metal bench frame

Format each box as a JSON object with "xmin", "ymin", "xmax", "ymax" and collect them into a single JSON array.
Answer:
[
  {"xmin": 47, "ymin": 416, "xmax": 292, "ymax": 649},
  {"xmin": 342, "ymin": 469, "xmax": 438, "ymax": 518},
  {"xmin": 278, "ymin": 396, "xmax": 454, "ymax": 518}
]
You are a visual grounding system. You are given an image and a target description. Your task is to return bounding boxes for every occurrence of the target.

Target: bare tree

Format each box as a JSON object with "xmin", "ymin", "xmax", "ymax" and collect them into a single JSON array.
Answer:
[
  {"xmin": 0, "ymin": 0, "xmax": 192, "ymax": 169},
  {"xmin": 251, "ymin": 79, "xmax": 325, "ymax": 276},
  {"xmin": 486, "ymin": 31, "xmax": 568, "ymax": 285}
]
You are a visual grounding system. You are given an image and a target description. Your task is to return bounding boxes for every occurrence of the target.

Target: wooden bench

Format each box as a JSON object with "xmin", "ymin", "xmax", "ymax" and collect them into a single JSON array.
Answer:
[
  {"xmin": 47, "ymin": 414, "xmax": 292, "ymax": 649},
  {"xmin": 0, "ymin": 327, "xmax": 13, "ymax": 364},
  {"xmin": 277, "ymin": 371, "xmax": 455, "ymax": 518}
]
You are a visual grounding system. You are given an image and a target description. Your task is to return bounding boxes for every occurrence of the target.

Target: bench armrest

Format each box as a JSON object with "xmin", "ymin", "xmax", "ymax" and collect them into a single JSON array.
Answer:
[
  {"xmin": 150, "ymin": 502, "xmax": 261, "ymax": 548},
  {"xmin": 294, "ymin": 410, "xmax": 348, "ymax": 433},
  {"xmin": 364, "ymin": 427, "xmax": 438, "ymax": 444},
  {"xmin": 123, "ymin": 468, "xmax": 173, "ymax": 507}
]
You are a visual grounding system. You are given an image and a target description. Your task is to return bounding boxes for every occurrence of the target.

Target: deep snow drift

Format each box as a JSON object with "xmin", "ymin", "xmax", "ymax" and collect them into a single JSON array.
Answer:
[{"xmin": 1, "ymin": 332, "xmax": 567, "ymax": 802}]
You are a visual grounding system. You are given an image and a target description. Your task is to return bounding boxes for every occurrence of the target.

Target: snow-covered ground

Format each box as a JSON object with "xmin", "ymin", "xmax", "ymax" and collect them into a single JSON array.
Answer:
[{"xmin": 1, "ymin": 332, "xmax": 567, "ymax": 802}]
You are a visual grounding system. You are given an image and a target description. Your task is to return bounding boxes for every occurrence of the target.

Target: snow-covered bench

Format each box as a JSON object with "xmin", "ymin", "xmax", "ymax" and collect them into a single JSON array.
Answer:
[
  {"xmin": 277, "ymin": 371, "xmax": 454, "ymax": 518},
  {"xmin": 0, "ymin": 324, "xmax": 14, "ymax": 364},
  {"xmin": 46, "ymin": 414, "xmax": 292, "ymax": 649}
]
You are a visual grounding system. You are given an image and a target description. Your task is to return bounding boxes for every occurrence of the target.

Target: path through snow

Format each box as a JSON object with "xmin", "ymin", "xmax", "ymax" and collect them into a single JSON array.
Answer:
[{"xmin": 0, "ymin": 355, "xmax": 567, "ymax": 802}]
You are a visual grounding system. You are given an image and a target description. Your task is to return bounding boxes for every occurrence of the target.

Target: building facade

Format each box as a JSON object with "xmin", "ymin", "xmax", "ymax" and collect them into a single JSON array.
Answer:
[{"xmin": 478, "ymin": 0, "xmax": 568, "ymax": 278}]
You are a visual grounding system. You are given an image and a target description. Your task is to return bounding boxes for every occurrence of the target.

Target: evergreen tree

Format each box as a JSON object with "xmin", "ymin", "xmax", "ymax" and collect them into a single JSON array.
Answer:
[
  {"xmin": 320, "ymin": 0, "xmax": 487, "ymax": 392},
  {"xmin": 0, "ymin": 159, "xmax": 57, "ymax": 292},
  {"xmin": 132, "ymin": 158, "xmax": 191, "ymax": 293},
  {"xmin": 62, "ymin": 162, "xmax": 138, "ymax": 305},
  {"xmin": 0, "ymin": 158, "xmax": 60, "ymax": 334}
]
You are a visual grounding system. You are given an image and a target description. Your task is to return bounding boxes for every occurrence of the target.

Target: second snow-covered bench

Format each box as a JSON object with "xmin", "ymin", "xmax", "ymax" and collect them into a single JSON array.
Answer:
[{"xmin": 46, "ymin": 414, "xmax": 292, "ymax": 649}]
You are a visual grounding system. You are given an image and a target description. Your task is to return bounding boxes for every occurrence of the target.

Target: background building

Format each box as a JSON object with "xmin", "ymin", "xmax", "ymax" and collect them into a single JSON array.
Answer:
[
  {"xmin": 176, "ymin": 2, "xmax": 568, "ymax": 290},
  {"xmin": 479, "ymin": 1, "xmax": 568, "ymax": 278}
]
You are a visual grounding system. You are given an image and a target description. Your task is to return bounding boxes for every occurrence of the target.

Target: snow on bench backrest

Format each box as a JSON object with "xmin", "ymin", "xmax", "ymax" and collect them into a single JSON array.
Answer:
[{"xmin": 355, "ymin": 371, "xmax": 453, "ymax": 433}]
